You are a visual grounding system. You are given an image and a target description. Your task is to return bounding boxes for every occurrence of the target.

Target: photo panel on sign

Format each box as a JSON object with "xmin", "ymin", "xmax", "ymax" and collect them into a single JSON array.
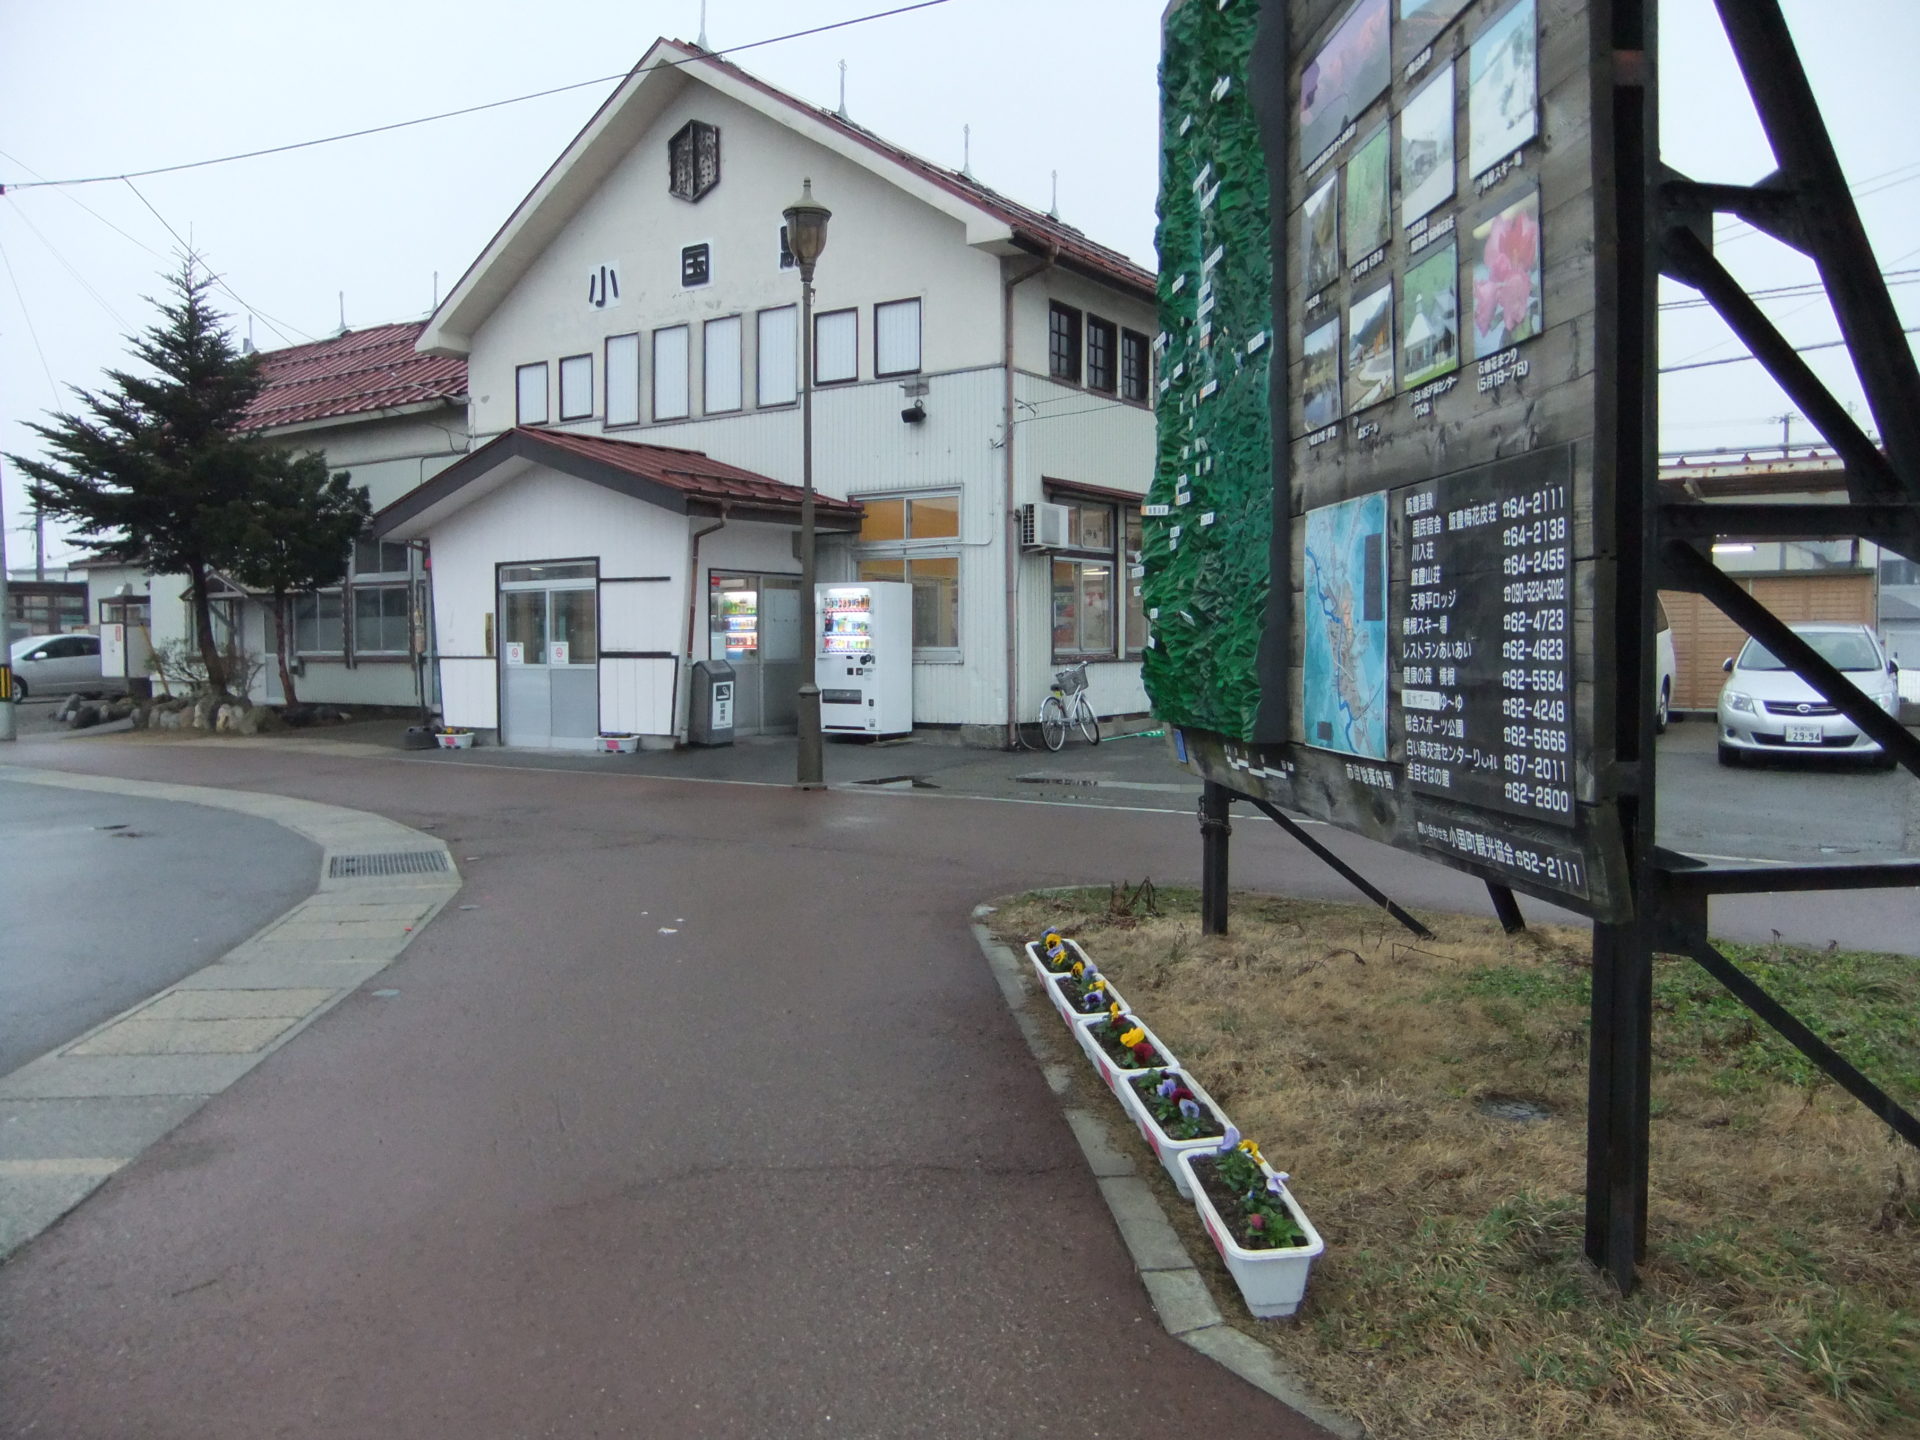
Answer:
[
  {"xmin": 1299, "ymin": 0, "xmax": 1392, "ymax": 169},
  {"xmin": 1343, "ymin": 126, "xmax": 1392, "ymax": 263},
  {"xmin": 1468, "ymin": 0, "xmax": 1539, "ymax": 177},
  {"xmin": 1301, "ymin": 490, "xmax": 1389, "ymax": 760},
  {"xmin": 1396, "ymin": 0, "xmax": 1474, "ymax": 62},
  {"xmin": 1302, "ymin": 316, "xmax": 1343, "ymax": 432},
  {"xmin": 1469, "ymin": 188, "xmax": 1542, "ymax": 357},
  {"xmin": 1401, "ymin": 241, "xmax": 1460, "ymax": 388},
  {"xmin": 1303, "ymin": 174, "xmax": 1342, "ymax": 295},
  {"xmin": 1347, "ymin": 283, "xmax": 1395, "ymax": 412},
  {"xmin": 1400, "ymin": 62, "xmax": 1456, "ymax": 227}
]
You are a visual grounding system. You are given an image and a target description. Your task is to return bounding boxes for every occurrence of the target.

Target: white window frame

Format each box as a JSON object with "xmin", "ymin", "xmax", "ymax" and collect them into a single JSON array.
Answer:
[
  {"xmin": 653, "ymin": 324, "xmax": 691, "ymax": 421},
  {"xmin": 813, "ymin": 307, "xmax": 858, "ymax": 386},
  {"xmin": 605, "ymin": 333, "xmax": 642, "ymax": 427},
  {"xmin": 515, "ymin": 362, "xmax": 549, "ymax": 426},
  {"xmin": 558, "ymin": 353, "xmax": 594, "ymax": 421},
  {"xmin": 704, "ymin": 315, "xmax": 743, "ymax": 414},
  {"xmin": 851, "ymin": 488, "xmax": 964, "ymax": 661},
  {"xmin": 757, "ymin": 305, "xmax": 798, "ymax": 407},
  {"xmin": 874, "ymin": 298, "xmax": 923, "ymax": 378}
]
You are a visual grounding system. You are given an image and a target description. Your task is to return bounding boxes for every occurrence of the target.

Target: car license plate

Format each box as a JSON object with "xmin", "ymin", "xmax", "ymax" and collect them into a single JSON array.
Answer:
[{"xmin": 1784, "ymin": 724, "xmax": 1822, "ymax": 745}]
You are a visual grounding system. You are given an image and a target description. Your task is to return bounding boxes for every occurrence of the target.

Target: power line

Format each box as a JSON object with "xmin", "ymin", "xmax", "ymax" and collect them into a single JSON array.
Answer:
[
  {"xmin": 5, "ymin": 204, "xmax": 131, "ymax": 329},
  {"xmin": 0, "ymin": 147, "xmax": 165, "ymax": 260},
  {"xmin": 1659, "ymin": 326, "xmax": 1920, "ymax": 375},
  {"xmin": 121, "ymin": 179, "xmax": 309, "ymax": 346},
  {"xmin": 0, "ymin": 232, "xmax": 61, "ymax": 404},
  {"xmin": 1, "ymin": 1, "xmax": 956, "ymax": 192},
  {"xmin": 1659, "ymin": 267, "xmax": 1920, "ymax": 312}
]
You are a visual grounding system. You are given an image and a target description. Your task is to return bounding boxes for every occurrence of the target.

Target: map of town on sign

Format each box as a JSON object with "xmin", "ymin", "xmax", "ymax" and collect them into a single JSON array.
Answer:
[{"xmin": 1303, "ymin": 491, "xmax": 1389, "ymax": 758}]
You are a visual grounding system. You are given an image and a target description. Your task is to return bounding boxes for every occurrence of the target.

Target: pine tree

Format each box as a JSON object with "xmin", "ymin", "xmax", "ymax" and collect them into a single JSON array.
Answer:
[
  {"xmin": 224, "ymin": 453, "xmax": 369, "ymax": 705},
  {"xmin": 10, "ymin": 259, "xmax": 275, "ymax": 696}
]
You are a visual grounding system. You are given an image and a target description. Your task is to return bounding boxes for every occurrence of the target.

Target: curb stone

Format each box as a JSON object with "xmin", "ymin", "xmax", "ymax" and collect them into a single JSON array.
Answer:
[
  {"xmin": 0, "ymin": 765, "xmax": 460, "ymax": 1261},
  {"xmin": 969, "ymin": 906, "xmax": 1364, "ymax": 1440}
]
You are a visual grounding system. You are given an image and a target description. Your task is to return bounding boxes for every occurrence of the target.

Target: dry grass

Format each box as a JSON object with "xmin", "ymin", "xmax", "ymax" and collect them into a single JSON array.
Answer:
[{"xmin": 990, "ymin": 888, "xmax": 1920, "ymax": 1440}]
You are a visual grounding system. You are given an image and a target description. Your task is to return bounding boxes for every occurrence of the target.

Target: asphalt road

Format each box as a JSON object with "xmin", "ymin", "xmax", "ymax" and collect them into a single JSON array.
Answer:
[
  {"xmin": 0, "ymin": 776, "xmax": 319, "ymax": 1075},
  {"xmin": 2, "ymin": 731, "xmax": 1918, "ymax": 1438}
]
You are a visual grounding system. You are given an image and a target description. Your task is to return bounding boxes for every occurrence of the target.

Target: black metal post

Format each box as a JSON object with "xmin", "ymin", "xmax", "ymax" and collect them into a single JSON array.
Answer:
[
  {"xmin": 1585, "ymin": 920, "xmax": 1654, "ymax": 1288},
  {"xmin": 1246, "ymin": 798, "xmax": 1435, "ymax": 940},
  {"xmin": 1199, "ymin": 782, "xmax": 1232, "ymax": 936},
  {"xmin": 795, "ymin": 258, "xmax": 825, "ymax": 791},
  {"xmin": 1486, "ymin": 882, "xmax": 1526, "ymax": 935}
]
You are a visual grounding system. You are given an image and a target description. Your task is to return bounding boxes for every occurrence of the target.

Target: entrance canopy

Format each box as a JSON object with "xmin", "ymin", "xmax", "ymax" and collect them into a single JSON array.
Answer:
[{"xmin": 371, "ymin": 427, "xmax": 864, "ymax": 541}]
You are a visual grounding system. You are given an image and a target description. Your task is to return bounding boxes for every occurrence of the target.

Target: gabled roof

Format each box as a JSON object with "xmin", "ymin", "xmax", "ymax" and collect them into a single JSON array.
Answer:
[
  {"xmin": 419, "ymin": 38, "xmax": 1154, "ymax": 356},
  {"xmin": 371, "ymin": 427, "xmax": 862, "ymax": 540},
  {"xmin": 242, "ymin": 322, "xmax": 467, "ymax": 432}
]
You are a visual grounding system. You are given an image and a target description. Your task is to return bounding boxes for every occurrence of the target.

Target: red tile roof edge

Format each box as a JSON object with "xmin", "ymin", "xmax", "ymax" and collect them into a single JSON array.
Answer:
[
  {"xmin": 516, "ymin": 428, "xmax": 864, "ymax": 513},
  {"xmin": 240, "ymin": 321, "xmax": 468, "ymax": 431}
]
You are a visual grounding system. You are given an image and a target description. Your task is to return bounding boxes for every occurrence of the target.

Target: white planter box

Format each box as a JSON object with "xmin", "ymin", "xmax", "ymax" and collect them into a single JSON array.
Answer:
[
  {"xmin": 1073, "ymin": 1012, "xmax": 1178, "ymax": 1102},
  {"xmin": 1024, "ymin": 940, "xmax": 1122, "ymax": 1030},
  {"xmin": 1176, "ymin": 1149, "xmax": 1325, "ymax": 1319},
  {"xmin": 436, "ymin": 731, "xmax": 475, "ymax": 750},
  {"xmin": 1114, "ymin": 1066, "xmax": 1232, "ymax": 1198},
  {"xmin": 599, "ymin": 734, "xmax": 641, "ymax": 754}
]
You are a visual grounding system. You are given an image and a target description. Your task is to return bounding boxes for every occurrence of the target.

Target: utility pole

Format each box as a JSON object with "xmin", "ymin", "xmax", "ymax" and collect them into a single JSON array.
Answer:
[{"xmin": 33, "ymin": 501, "xmax": 44, "ymax": 580}]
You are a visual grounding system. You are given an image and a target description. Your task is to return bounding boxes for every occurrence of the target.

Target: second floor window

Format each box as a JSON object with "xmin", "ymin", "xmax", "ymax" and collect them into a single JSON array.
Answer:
[
  {"xmin": 1086, "ymin": 316, "xmax": 1117, "ymax": 393},
  {"xmin": 1049, "ymin": 302, "xmax": 1082, "ymax": 383},
  {"xmin": 1121, "ymin": 329, "xmax": 1150, "ymax": 403}
]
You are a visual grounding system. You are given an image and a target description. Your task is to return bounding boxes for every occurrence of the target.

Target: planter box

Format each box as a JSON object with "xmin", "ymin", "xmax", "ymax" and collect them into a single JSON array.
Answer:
[
  {"xmin": 1176, "ymin": 1150, "xmax": 1325, "ymax": 1319},
  {"xmin": 1073, "ymin": 1013, "xmax": 1178, "ymax": 1103},
  {"xmin": 599, "ymin": 734, "xmax": 641, "ymax": 754},
  {"xmin": 436, "ymin": 731, "xmax": 475, "ymax": 750},
  {"xmin": 1116, "ymin": 1066, "xmax": 1232, "ymax": 1198},
  {"xmin": 1024, "ymin": 940, "xmax": 1118, "ymax": 1030}
]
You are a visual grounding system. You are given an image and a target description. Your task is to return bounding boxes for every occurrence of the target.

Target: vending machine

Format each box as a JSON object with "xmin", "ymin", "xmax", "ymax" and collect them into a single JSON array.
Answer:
[{"xmin": 816, "ymin": 581, "xmax": 912, "ymax": 735}]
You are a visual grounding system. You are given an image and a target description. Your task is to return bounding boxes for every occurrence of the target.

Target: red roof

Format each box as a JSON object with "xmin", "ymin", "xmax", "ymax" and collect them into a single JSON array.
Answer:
[
  {"xmin": 242, "ymin": 322, "xmax": 467, "ymax": 431},
  {"xmin": 524, "ymin": 429, "xmax": 864, "ymax": 515},
  {"xmin": 666, "ymin": 41, "xmax": 1155, "ymax": 303}
]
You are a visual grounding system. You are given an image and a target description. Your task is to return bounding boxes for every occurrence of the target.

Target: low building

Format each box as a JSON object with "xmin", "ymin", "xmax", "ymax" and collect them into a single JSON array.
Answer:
[{"xmin": 371, "ymin": 37, "xmax": 1159, "ymax": 748}]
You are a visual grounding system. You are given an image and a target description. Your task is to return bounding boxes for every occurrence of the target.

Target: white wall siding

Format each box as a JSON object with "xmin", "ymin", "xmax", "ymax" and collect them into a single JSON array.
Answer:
[
  {"xmin": 440, "ymin": 657, "xmax": 499, "ymax": 731},
  {"xmin": 600, "ymin": 657, "xmax": 677, "ymax": 734},
  {"xmin": 600, "ymin": 578, "xmax": 680, "ymax": 653}
]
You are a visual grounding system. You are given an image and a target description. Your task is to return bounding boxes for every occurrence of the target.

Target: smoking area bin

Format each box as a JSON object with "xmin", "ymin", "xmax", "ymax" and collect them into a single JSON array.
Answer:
[{"xmin": 690, "ymin": 658, "xmax": 736, "ymax": 746}]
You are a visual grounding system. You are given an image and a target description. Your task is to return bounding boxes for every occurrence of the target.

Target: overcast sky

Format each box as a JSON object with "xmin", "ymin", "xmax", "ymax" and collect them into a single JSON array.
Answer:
[{"xmin": 2, "ymin": 0, "xmax": 1915, "ymax": 566}]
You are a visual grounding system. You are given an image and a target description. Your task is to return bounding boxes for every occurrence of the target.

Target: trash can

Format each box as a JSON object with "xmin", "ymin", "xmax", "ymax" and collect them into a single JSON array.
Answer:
[{"xmin": 689, "ymin": 658, "xmax": 736, "ymax": 746}]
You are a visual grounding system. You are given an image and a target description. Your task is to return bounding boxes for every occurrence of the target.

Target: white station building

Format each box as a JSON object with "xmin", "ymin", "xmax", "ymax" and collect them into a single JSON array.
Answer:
[{"xmin": 366, "ymin": 37, "xmax": 1160, "ymax": 748}]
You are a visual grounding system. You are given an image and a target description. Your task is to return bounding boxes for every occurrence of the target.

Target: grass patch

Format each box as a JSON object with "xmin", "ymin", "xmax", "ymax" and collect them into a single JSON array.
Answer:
[{"xmin": 991, "ymin": 888, "xmax": 1920, "ymax": 1440}]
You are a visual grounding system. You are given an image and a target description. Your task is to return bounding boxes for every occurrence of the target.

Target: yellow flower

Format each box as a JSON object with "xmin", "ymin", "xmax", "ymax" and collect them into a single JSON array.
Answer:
[
  {"xmin": 1045, "ymin": 931, "xmax": 1062, "ymax": 946},
  {"xmin": 1120, "ymin": 1027, "xmax": 1146, "ymax": 1049},
  {"xmin": 1108, "ymin": 1002, "xmax": 1123, "ymax": 1022},
  {"xmin": 1071, "ymin": 961, "xmax": 1085, "ymax": 977},
  {"xmin": 1238, "ymin": 1139, "xmax": 1266, "ymax": 1166},
  {"xmin": 1088, "ymin": 979, "xmax": 1105, "ymax": 992}
]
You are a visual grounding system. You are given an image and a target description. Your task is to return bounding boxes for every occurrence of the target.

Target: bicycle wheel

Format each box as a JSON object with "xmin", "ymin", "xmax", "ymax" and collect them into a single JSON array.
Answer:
[
  {"xmin": 1074, "ymin": 697, "xmax": 1101, "ymax": 746},
  {"xmin": 1040, "ymin": 695, "xmax": 1069, "ymax": 752}
]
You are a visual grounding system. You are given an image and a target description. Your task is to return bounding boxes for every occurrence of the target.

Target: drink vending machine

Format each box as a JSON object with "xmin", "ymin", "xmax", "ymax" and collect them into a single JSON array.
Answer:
[{"xmin": 815, "ymin": 581, "xmax": 912, "ymax": 735}]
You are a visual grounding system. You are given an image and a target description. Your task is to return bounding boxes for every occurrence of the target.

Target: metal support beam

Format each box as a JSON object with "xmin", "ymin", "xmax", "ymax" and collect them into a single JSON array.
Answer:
[
  {"xmin": 1486, "ymin": 882, "xmax": 1526, "ymax": 935},
  {"xmin": 1714, "ymin": 0, "xmax": 1920, "ymax": 486},
  {"xmin": 1244, "ymin": 798, "xmax": 1434, "ymax": 939},
  {"xmin": 1663, "ymin": 540, "xmax": 1920, "ymax": 781},
  {"xmin": 1684, "ymin": 940, "xmax": 1920, "ymax": 1151},
  {"xmin": 1585, "ymin": 920, "xmax": 1654, "ymax": 1292},
  {"xmin": 1660, "ymin": 227, "xmax": 1901, "ymax": 502},
  {"xmin": 1655, "ymin": 851, "xmax": 1920, "ymax": 896},
  {"xmin": 1199, "ymin": 783, "xmax": 1232, "ymax": 936},
  {"xmin": 1659, "ymin": 173, "xmax": 1805, "ymax": 254},
  {"xmin": 1657, "ymin": 501, "xmax": 1920, "ymax": 550}
]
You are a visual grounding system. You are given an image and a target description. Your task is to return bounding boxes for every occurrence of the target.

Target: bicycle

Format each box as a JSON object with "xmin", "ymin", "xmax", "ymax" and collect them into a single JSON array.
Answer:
[{"xmin": 1039, "ymin": 660, "xmax": 1101, "ymax": 751}]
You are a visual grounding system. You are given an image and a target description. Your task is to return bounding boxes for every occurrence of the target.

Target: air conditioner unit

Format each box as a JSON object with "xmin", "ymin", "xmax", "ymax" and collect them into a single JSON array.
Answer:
[{"xmin": 1019, "ymin": 501, "xmax": 1073, "ymax": 550}]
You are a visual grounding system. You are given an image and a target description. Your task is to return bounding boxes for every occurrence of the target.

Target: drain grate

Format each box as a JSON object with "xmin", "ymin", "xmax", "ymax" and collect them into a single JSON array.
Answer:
[{"xmin": 329, "ymin": 850, "xmax": 451, "ymax": 879}]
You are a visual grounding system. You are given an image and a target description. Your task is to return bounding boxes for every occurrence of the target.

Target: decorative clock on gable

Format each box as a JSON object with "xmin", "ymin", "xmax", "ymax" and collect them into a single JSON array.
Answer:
[{"xmin": 668, "ymin": 121, "xmax": 721, "ymax": 203}]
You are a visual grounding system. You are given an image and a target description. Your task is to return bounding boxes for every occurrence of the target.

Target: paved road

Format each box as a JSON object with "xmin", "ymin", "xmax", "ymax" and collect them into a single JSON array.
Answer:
[{"xmin": 0, "ymin": 775, "xmax": 318, "ymax": 1074}]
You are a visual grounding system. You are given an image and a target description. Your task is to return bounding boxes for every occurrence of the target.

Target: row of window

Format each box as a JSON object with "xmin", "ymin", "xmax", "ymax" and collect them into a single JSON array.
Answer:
[
  {"xmin": 1049, "ymin": 303, "xmax": 1152, "ymax": 404},
  {"xmin": 289, "ymin": 539, "xmax": 418, "ymax": 657},
  {"xmin": 852, "ymin": 488, "xmax": 1146, "ymax": 661},
  {"xmin": 515, "ymin": 298, "xmax": 925, "ymax": 428}
]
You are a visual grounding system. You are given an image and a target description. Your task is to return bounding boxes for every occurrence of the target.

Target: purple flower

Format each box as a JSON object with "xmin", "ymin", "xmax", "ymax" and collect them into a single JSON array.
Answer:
[
  {"xmin": 1178, "ymin": 1098, "xmax": 1201, "ymax": 1120},
  {"xmin": 1267, "ymin": 1172, "xmax": 1290, "ymax": 1197},
  {"xmin": 1156, "ymin": 1076, "xmax": 1180, "ymax": 1099},
  {"xmin": 1217, "ymin": 1125, "xmax": 1241, "ymax": 1155}
]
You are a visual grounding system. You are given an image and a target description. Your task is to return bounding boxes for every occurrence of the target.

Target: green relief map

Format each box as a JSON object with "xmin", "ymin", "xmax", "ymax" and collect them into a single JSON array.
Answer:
[
  {"xmin": 1302, "ymin": 492, "xmax": 1389, "ymax": 758},
  {"xmin": 1139, "ymin": 0, "xmax": 1275, "ymax": 742}
]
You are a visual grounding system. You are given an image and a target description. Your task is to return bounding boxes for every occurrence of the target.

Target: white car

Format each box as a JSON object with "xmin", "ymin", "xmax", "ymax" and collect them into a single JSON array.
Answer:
[
  {"xmin": 1656, "ymin": 598, "xmax": 1677, "ymax": 733},
  {"xmin": 6, "ymin": 632, "xmax": 123, "ymax": 702},
  {"xmin": 1716, "ymin": 622, "xmax": 1900, "ymax": 768}
]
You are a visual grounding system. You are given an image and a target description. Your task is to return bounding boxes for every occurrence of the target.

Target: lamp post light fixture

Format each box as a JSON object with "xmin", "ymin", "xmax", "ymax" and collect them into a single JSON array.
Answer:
[{"xmin": 785, "ymin": 178, "xmax": 831, "ymax": 789}]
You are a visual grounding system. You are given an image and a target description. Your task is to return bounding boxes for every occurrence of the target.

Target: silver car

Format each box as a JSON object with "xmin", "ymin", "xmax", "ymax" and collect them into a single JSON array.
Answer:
[
  {"xmin": 1716, "ymin": 622, "xmax": 1900, "ymax": 768},
  {"xmin": 6, "ymin": 633, "xmax": 123, "ymax": 702}
]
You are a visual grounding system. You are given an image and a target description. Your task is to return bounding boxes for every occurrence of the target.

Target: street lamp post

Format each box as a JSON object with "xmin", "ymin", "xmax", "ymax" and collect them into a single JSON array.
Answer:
[{"xmin": 784, "ymin": 178, "xmax": 831, "ymax": 790}]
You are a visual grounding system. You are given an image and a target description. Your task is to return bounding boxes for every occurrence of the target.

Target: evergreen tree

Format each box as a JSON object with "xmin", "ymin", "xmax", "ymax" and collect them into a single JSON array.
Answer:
[
  {"xmin": 10, "ymin": 259, "xmax": 273, "ymax": 696},
  {"xmin": 224, "ymin": 453, "xmax": 370, "ymax": 706}
]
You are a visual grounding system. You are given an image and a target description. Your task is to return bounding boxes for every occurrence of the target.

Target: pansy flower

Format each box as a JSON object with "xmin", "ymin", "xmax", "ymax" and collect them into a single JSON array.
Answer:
[
  {"xmin": 1156, "ymin": 1075, "xmax": 1180, "ymax": 1099},
  {"xmin": 1218, "ymin": 1125, "xmax": 1242, "ymax": 1154},
  {"xmin": 1178, "ymin": 1098, "xmax": 1202, "ymax": 1120}
]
